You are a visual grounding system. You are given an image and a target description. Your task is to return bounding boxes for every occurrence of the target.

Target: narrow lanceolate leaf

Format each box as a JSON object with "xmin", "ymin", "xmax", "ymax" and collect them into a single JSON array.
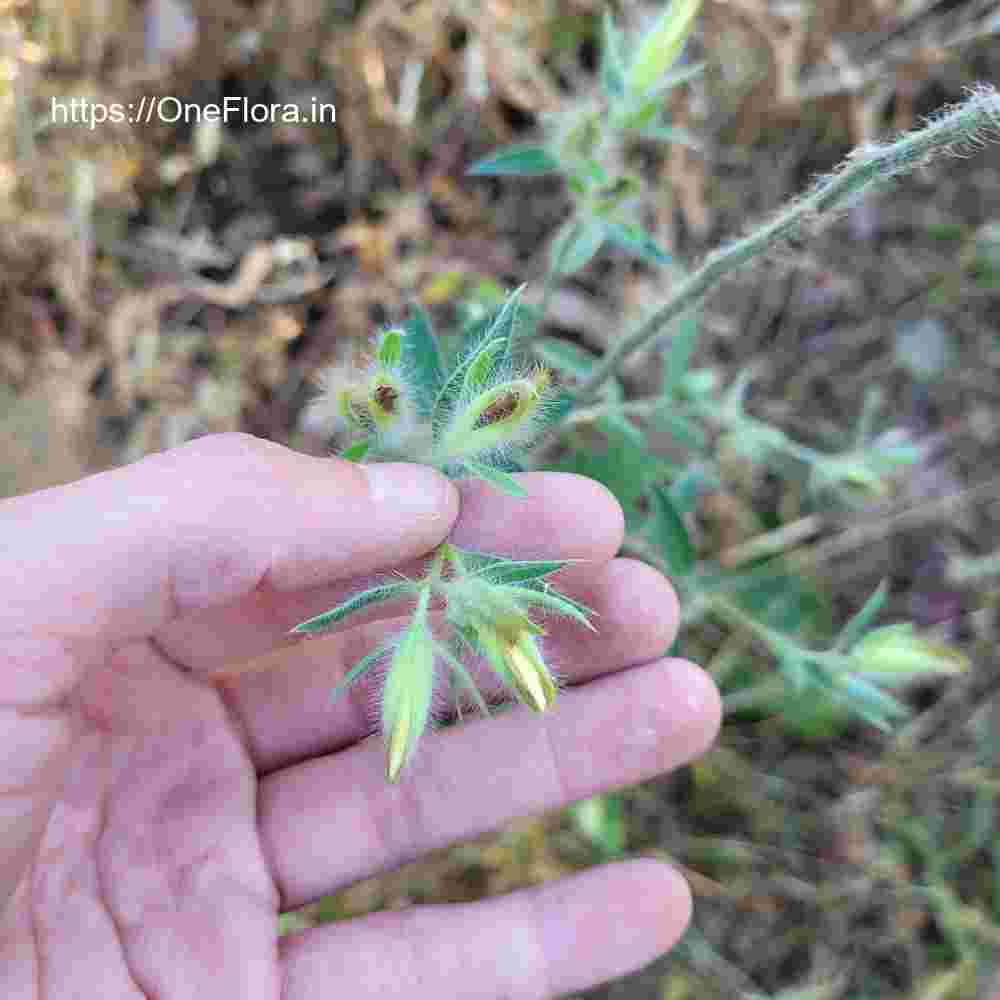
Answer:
[
  {"xmin": 438, "ymin": 643, "xmax": 492, "ymax": 719},
  {"xmin": 473, "ymin": 559, "xmax": 568, "ymax": 585},
  {"xmin": 602, "ymin": 222, "xmax": 671, "ymax": 266},
  {"xmin": 432, "ymin": 291, "xmax": 523, "ymax": 433},
  {"xmin": 532, "ymin": 337, "xmax": 597, "ymax": 380},
  {"xmin": 467, "ymin": 144, "xmax": 561, "ymax": 177},
  {"xmin": 483, "ymin": 284, "xmax": 525, "ymax": 348},
  {"xmin": 378, "ymin": 328, "xmax": 404, "ymax": 368},
  {"xmin": 339, "ymin": 439, "xmax": 371, "ymax": 462},
  {"xmin": 601, "ymin": 9, "xmax": 628, "ymax": 99},
  {"xmin": 533, "ymin": 583, "xmax": 596, "ymax": 622},
  {"xmin": 497, "ymin": 585, "xmax": 597, "ymax": 631},
  {"xmin": 833, "ymin": 673, "xmax": 910, "ymax": 728},
  {"xmin": 401, "ymin": 305, "xmax": 445, "ymax": 417},
  {"xmin": 625, "ymin": 0, "xmax": 702, "ymax": 97},
  {"xmin": 596, "ymin": 413, "xmax": 645, "ymax": 452},
  {"xmin": 462, "ymin": 460, "xmax": 528, "ymax": 498},
  {"xmin": 462, "ymin": 337, "xmax": 507, "ymax": 395},
  {"xmin": 290, "ymin": 582, "xmax": 416, "ymax": 634},
  {"xmin": 834, "ymin": 580, "xmax": 889, "ymax": 653},
  {"xmin": 663, "ymin": 308, "xmax": 701, "ymax": 397},
  {"xmin": 330, "ymin": 642, "xmax": 390, "ymax": 705},
  {"xmin": 549, "ymin": 217, "xmax": 607, "ymax": 276},
  {"xmin": 649, "ymin": 484, "xmax": 696, "ymax": 576}
]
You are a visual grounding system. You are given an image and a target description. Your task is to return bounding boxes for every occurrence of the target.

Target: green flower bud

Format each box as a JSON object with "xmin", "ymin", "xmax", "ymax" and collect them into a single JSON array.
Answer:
[
  {"xmin": 336, "ymin": 386, "xmax": 375, "ymax": 431},
  {"xmin": 367, "ymin": 372, "xmax": 404, "ymax": 431},
  {"xmin": 446, "ymin": 577, "xmax": 557, "ymax": 712},
  {"xmin": 438, "ymin": 369, "xmax": 551, "ymax": 461},
  {"xmin": 850, "ymin": 624, "xmax": 969, "ymax": 686},
  {"xmin": 382, "ymin": 597, "xmax": 436, "ymax": 783}
]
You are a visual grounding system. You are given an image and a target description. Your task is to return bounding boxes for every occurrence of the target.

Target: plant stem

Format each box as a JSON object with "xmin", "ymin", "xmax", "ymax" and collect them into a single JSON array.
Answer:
[
  {"xmin": 571, "ymin": 86, "xmax": 1000, "ymax": 405},
  {"xmin": 513, "ymin": 217, "xmax": 583, "ymax": 362},
  {"xmin": 708, "ymin": 593, "xmax": 791, "ymax": 656}
]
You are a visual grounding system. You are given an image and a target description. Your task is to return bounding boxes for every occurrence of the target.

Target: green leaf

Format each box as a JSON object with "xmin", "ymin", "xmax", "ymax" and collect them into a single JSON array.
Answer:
[
  {"xmin": 550, "ymin": 418, "xmax": 652, "ymax": 530},
  {"xmin": 835, "ymin": 580, "xmax": 889, "ymax": 653},
  {"xmin": 329, "ymin": 642, "xmax": 390, "ymax": 705},
  {"xmin": 467, "ymin": 144, "xmax": 560, "ymax": 177},
  {"xmin": 290, "ymin": 582, "xmax": 416, "ymax": 634},
  {"xmin": 720, "ymin": 559, "xmax": 833, "ymax": 641},
  {"xmin": 473, "ymin": 559, "xmax": 568, "ymax": 585},
  {"xmin": 644, "ymin": 60, "xmax": 706, "ymax": 98},
  {"xmin": 602, "ymin": 221, "xmax": 671, "ymax": 266},
  {"xmin": 549, "ymin": 217, "xmax": 607, "ymax": 275},
  {"xmin": 339, "ymin": 439, "xmax": 371, "ymax": 462},
  {"xmin": 650, "ymin": 410, "xmax": 706, "ymax": 448},
  {"xmin": 570, "ymin": 793, "xmax": 626, "ymax": 858},
  {"xmin": 625, "ymin": 0, "xmax": 702, "ymax": 96},
  {"xmin": 600, "ymin": 10, "xmax": 628, "ymax": 99},
  {"xmin": 462, "ymin": 337, "xmax": 507, "ymax": 395},
  {"xmin": 663, "ymin": 309, "xmax": 701, "ymax": 397},
  {"xmin": 497, "ymin": 584, "xmax": 597, "ymax": 630},
  {"xmin": 483, "ymin": 283, "xmax": 526, "ymax": 345},
  {"xmin": 833, "ymin": 672, "xmax": 910, "ymax": 729},
  {"xmin": 596, "ymin": 412, "xmax": 645, "ymax": 451},
  {"xmin": 669, "ymin": 464, "xmax": 719, "ymax": 513},
  {"xmin": 461, "ymin": 460, "xmax": 528, "ymax": 497},
  {"xmin": 590, "ymin": 176, "xmax": 643, "ymax": 217},
  {"xmin": 377, "ymin": 328, "xmax": 403, "ymax": 368},
  {"xmin": 648, "ymin": 484, "xmax": 695, "ymax": 576},
  {"xmin": 437, "ymin": 643, "xmax": 492, "ymax": 719},
  {"xmin": 401, "ymin": 305, "xmax": 445, "ymax": 417},
  {"xmin": 433, "ymin": 289, "xmax": 525, "ymax": 433}
]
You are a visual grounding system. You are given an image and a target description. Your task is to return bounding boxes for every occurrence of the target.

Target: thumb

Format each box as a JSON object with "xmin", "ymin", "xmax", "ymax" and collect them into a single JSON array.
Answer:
[
  {"xmin": 0, "ymin": 432, "xmax": 458, "ymax": 642},
  {"xmin": 0, "ymin": 433, "xmax": 457, "ymax": 909}
]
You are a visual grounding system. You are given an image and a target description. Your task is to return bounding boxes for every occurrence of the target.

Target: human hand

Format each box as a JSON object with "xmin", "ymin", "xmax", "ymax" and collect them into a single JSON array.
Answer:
[{"xmin": 0, "ymin": 432, "xmax": 720, "ymax": 998}]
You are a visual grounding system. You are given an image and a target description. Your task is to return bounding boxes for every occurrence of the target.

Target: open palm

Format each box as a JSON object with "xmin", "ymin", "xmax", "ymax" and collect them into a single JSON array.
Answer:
[{"xmin": 0, "ymin": 434, "xmax": 719, "ymax": 999}]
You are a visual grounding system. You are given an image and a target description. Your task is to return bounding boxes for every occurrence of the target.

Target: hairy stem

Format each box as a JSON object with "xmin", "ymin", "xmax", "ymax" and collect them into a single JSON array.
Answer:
[{"xmin": 571, "ymin": 86, "xmax": 1000, "ymax": 405}]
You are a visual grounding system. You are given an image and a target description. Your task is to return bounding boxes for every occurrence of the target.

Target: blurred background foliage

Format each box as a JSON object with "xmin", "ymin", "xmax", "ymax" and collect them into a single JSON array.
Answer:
[{"xmin": 2, "ymin": 0, "xmax": 1000, "ymax": 996}]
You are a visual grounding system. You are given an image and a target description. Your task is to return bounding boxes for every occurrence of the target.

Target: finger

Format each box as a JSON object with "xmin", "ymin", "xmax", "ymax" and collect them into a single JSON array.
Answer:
[
  {"xmin": 280, "ymin": 858, "xmax": 692, "ymax": 1000},
  {"xmin": 259, "ymin": 657, "xmax": 719, "ymax": 910},
  {"xmin": 0, "ymin": 433, "xmax": 458, "ymax": 642},
  {"xmin": 153, "ymin": 471, "xmax": 625, "ymax": 674},
  {"xmin": 226, "ymin": 558, "xmax": 678, "ymax": 772}
]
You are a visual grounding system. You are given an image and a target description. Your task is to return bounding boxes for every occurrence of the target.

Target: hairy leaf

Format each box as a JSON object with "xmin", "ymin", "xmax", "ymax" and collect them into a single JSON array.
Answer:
[
  {"xmin": 339, "ymin": 439, "xmax": 371, "ymax": 462},
  {"xmin": 401, "ymin": 305, "xmax": 445, "ymax": 417},
  {"xmin": 461, "ymin": 460, "xmax": 528, "ymax": 497},
  {"xmin": 603, "ymin": 221, "xmax": 671, "ymax": 266},
  {"xmin": 291, "ymin": 582, "xmax": 416, "ymax": 634},
  {"xmin": 467, "ymin": 144, "xmax": 560, "ymax": 177},
  {"xmin": 473, "ymin": 559, "xmax": 568, "ymax": 585},
  {"xmin": 648, "ymin": 485, "xmax": 695, "ymax": 576}
]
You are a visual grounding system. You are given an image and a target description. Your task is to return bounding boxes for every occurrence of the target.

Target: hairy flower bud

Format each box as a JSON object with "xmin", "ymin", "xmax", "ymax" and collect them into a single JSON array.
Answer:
[
  {"xmin": 367, "ymin": 373, "xmax": 404, "ymax": 431},
  {"xmin": 850, "ymin": 625, "xmax": 969, "ymax": 686},
  {"xmin": 382, "ymin": 598, "xmax": 436, "ymax": 782},
  {"xmin": 438, "ymin": 369, "xmax": 551, "ymax": 461},
  {"xmin": 446, "ymin": 576, "xmax": 558, "ymax": 713}
]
